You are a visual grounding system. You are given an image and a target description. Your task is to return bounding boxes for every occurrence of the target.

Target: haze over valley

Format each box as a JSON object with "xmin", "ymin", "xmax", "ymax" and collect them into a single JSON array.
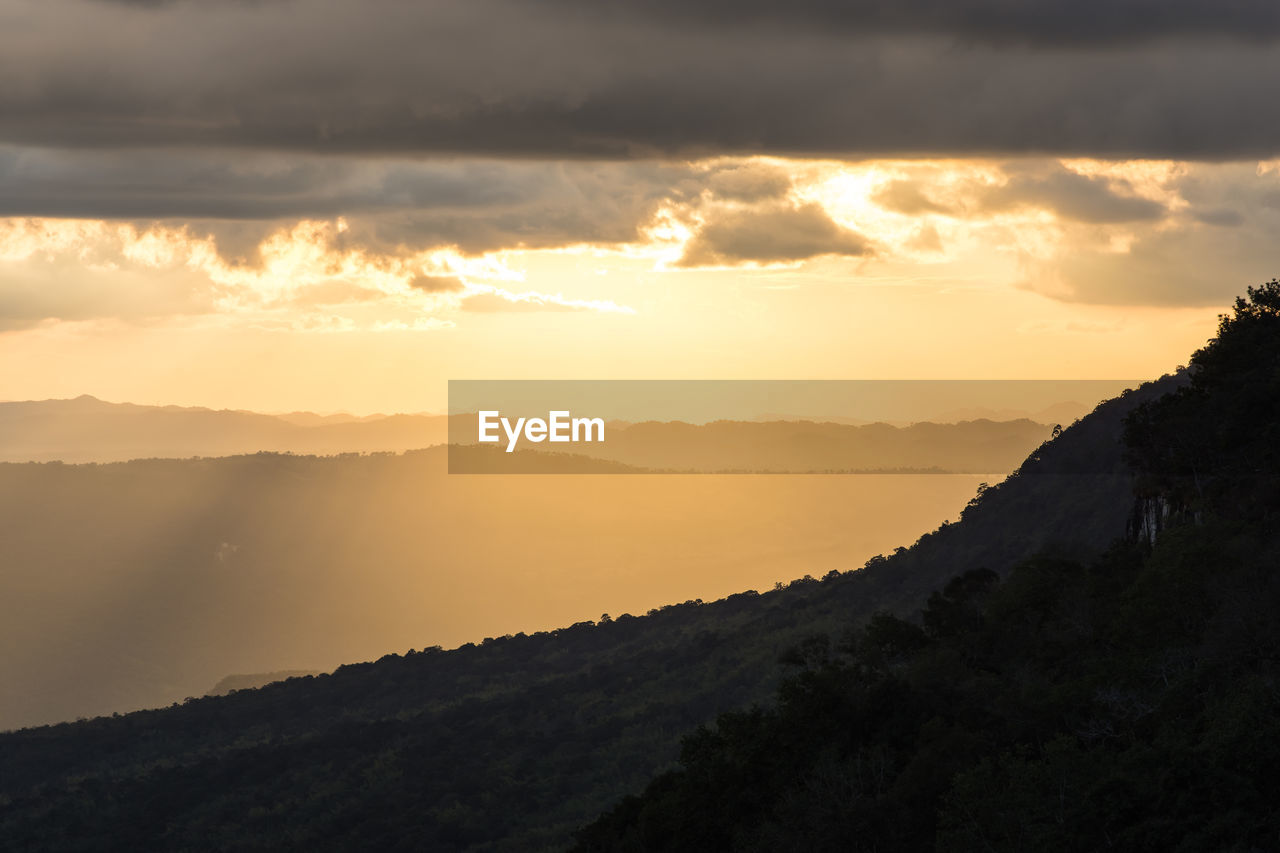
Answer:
[{"xmin": 1, "ymin": 437, "xmax": 1002, "ymax": 730}]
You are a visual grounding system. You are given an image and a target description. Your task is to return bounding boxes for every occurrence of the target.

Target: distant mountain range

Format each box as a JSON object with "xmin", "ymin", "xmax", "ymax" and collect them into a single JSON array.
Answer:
[
  {"xmin": 0, "ymin": 395, "xmax": 449, "ymax": 462},
  {"xmin": 574, "ymin": 417, "xmax": 1054, "ymax": 473},
  {"xmin": 750, "ymin": 400, "xmax": 1092, "ymax": 426},
  {"xmin": 0, "ymin": 395, "xmax": 1082, "ymax": 468},
  {"xmin": 448, "ymin": 417, "xmax": 1056, "ymax": 474}
]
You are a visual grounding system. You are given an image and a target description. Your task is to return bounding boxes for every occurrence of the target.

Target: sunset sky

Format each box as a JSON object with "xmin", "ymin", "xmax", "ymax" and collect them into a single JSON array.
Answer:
[{"xmin": 3, "ymin": 0, "xmax": 1279, "ymax": 413}]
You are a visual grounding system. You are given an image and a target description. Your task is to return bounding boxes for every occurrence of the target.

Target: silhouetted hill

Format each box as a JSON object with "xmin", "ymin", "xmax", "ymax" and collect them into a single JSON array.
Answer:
[
  {"xmin": 206, "ymin": 671, "xmax": 322, "ymax": 697},
  {"xmin": 574, "ymin": 281, "xmax": 1280, "ymax": 852},
  {"xmin": 0, "ymin": 363, "xmax": 1182, "ymax": 847}
]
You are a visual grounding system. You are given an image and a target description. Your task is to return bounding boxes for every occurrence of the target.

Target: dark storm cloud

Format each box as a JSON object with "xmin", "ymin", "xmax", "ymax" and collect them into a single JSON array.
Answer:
[
  {"xmin": 0, "ymin": 149, "xmax": 679, "ymax": 224},
  {"xmin": 678, "ymin": 203, "xmax": 872, "ymax": 267},
  {"xmin": 545, "ymin": 0, "xmax": 1280, "ymax": 46},
  {"xmin": 0, "ymin": 147, "xmax": 694, "ymax": 255},
  {"xmin": 2, "ymin": 0, "xmax": 1280, "ymax": 161},
  {"xmin": 90, "ymin": 0, "xmax": 1280, "ymax": 46}
]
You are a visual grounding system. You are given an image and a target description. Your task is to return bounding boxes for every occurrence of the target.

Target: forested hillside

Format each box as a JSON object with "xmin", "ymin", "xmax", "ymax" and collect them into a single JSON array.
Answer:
[{"xmin": 576, "ymin": 281, "xmax": 1280, "ymax": 851}]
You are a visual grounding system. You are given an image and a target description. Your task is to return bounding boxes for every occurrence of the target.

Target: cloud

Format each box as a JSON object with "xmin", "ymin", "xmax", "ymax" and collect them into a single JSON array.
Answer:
[
  {"xmin": 2, "ymin": 1, "xmax": 1280, "ymax": 160},
  {"xmin": 371, "ymin": 317, "xmax": 456, "ymax": 332},
  {"xmin": 541, "ymin": 0, "xmax": 1280, "ymax": 46},
  {"xmin": 460, "ymin": 288, "xmax": 636, "ymax": 313},
  {"xmin": 409, "ymin": 275, "xmax": 465, "ymax": 293},
  {"xmin": 5, "ymin": 157, "xmax": 1280, "ymax": 326},
  {"xmin": 289, "ymin": 281, "xmax": 386, "ymax": 307},
  {"xmin": 1009, "ymin": 163, "xmax": 1280, "ymax": 306},
  {"xmin": 0, "ymin": 148, "xmax": 858, "ymax": 274},
  {"xmin": 678, "ymin": 202, "xmax": 872, "ymax": 267},
  {"xmin": 0, "ymin": 216, "xmax": 513, "ymax": 331},
  {"xmin": 1018, "ymin": 225, "xmax": 1280, "ymax": 307},
  {"xmin": 704, "ymin": 164, "xmax": 794, "ymax": 202},
  {"xmin": 870, "ymin": 163, "xmax": 1168, "ymax": 224},
  {"xmin": 0, "ymin": 149, "xmax": 690, "ymax": 255},
  {"xmin": 0, "ymin": 222, "xmax": 221, "ymax": 330},
  {"xmin": 979, "ymin": 166, "xmax": 1167, "ymax": 223},
  {"xmin": 849, "ymin": 159, "xmax": 1280, "ymax": 307},
  {"xmin": 906, "ymin": 223, "xmax": 944, "ymax": 253},
  {"xmin": 1191, "ymin": 208, "xmax": 1245, "ymax": 227},
  {"xmin": 873, "ymin": 181, "xmax": 953, "ymax": 215}
]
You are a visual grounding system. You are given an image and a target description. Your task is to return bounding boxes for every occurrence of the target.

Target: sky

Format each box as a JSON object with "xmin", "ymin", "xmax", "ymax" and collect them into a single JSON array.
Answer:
[{"xmin": 2, "ymin": 0, "xmax": 1278, "ymax": 413}]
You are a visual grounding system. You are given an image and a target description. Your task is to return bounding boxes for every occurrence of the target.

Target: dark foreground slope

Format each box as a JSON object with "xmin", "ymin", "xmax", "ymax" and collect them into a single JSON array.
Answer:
[
  {"xmin": 0, "ymin": 381, "xmax": 1178, "ymax": 849},
  {"xmin": 576, "ymin": 282, "xmax": 1280, "ymax": 852}
]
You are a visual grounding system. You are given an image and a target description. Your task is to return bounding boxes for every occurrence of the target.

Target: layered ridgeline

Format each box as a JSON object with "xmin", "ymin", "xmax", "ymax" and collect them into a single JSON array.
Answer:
[
  {"xmin": 0, "ymin": 396, "xmax": 450, "ymax": 463},
  {"xmin": 0, "ymin": 368, "xmax": 1181, "ymax": 845},
  {"xmin": 576, "ymin": 282, "xmax": 1280, "ymax": 852},
  {"xmin": 1, "ymin": 394, "xmax": 1059, "ymax": 473},
  {"xmin": 452, "ymin": 417, "xmax": 1058, "ymax": 474}
]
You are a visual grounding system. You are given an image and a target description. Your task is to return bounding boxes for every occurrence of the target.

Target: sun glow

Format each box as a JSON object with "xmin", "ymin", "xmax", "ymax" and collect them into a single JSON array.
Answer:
[{"xmin": 1, "ymin": 154, "xmax": 1254, "ymax": 410}]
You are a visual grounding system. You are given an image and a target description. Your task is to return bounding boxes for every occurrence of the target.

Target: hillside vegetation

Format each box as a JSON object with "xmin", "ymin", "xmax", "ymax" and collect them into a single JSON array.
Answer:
[{"xmin": 577, "ymin": 281, "xmax": 1280, "ymax": 851}]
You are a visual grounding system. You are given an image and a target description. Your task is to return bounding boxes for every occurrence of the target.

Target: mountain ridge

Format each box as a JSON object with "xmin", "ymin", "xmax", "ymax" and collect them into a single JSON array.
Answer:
[{"xmin": 0, "ymin": 368, "xmax": 1182, "ymax": 849}]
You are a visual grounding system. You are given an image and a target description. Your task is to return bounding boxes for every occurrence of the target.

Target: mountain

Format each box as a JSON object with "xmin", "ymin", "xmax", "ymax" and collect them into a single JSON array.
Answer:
[
  {"xmin": 0, "ymin": 369, "xmax": 1179, "ymax": 848},
  {"xmin": 0, "ymin": 393, "xmax": 1059, "ymax": 473},
  {"xmin": 749, "ymin": 399, "xmax": 1091, "ymax": 427},
  {"xmin": 9, "ymin": 278, "xmax": 1275, "ymax": 850},
  {"xmin": 574, "ymin": 282, "xmax": 1280, "ymax": 851},
  {"xmin": 0, "ymin": 396, "xmax": 448, "ymax": 462},
  {"xmin": 927, "ymin": 400, "xmax": 1093, "ymax": 425}
]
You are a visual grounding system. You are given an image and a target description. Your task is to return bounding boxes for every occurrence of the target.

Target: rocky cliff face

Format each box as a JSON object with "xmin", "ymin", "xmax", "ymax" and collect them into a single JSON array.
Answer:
[
  {"xmin": 1126, "ymin": 493, "xmax": 1200, "ymax": 546},
  {"xmin": 1128, "ymin": 494, "xmax": 1172, "ymax": 546}
]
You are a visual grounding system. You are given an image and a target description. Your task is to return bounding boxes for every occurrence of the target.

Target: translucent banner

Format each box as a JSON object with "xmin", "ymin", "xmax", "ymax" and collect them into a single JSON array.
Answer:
[{"xmin": 446, "ymin": 379, "xmax": 1141, "ymax": 474}]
